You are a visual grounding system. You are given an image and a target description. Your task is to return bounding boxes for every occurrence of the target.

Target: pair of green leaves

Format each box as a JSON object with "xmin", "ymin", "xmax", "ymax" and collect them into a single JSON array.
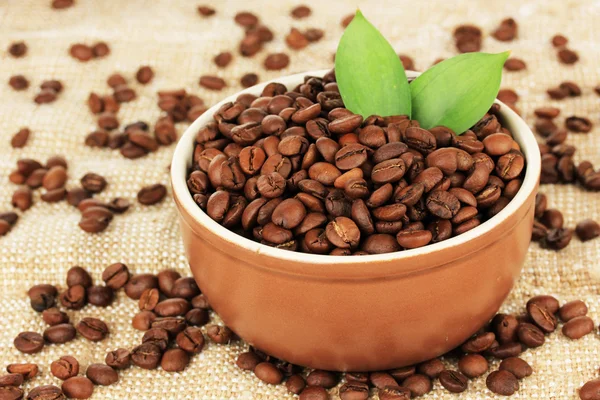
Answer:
[{"xmin": 335, "ymin": 10, "xmax": 510, "ymax": 134}]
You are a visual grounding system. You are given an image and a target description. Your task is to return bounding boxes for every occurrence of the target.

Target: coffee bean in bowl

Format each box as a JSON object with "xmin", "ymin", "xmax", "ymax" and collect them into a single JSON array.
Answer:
[{"xmin": 170, "ymin": 69, "xmax": 541, "ymax": 370}]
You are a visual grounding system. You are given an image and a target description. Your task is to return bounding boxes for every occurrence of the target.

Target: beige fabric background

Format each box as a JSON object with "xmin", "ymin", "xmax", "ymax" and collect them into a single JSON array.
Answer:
[{"xmin": 1, "ymin": 0, "xmax": 599, "ymax": 398}]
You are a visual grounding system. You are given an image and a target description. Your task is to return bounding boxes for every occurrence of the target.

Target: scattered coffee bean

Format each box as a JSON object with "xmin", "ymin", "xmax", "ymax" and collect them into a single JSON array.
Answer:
[
  {"xmin": 26, "ymin": 385, "xmax": 66, "ymax": 400},
  {"xmin": 558, "ymin": 48, "xmax": 579, "ymax": 64},
  {"xmin": 44, "ymin": 323, "xmax": 76, "ymax": 344},
  {"xmin": 102, "ymin": 262, "xmax": 130, "ymax": 289},
  {"xmin": 492, "ymin": 17, "xmax": 518, "ymax": 41},
  {"xmin": 562, "ymin": 316, "xmax": 595, "ymax": 339},
  {"xmin": 51, "ymin": 356, "xmax": 79, "ymax": 380},
  {"xmin": 86, "ymin": 363, "xmax": 118, "ymax": 386},
  {"xmin": 552, "ymin": 34, "xmax": 568, "ymax": 47},
  {"xmin": 105, "ymin": 348, "xmax": 131, "ymax": 370},
  {"xmin": 499, "ymin": 357, "xmax": 532, "ymax": 379},
  {"xmin": 264, "ymin": 53, "xmax": 290, "ymax": 70},
  {"xmin": 28, "ymin": 284, "xmax": 57, "ymax": 312},
  {"xmin": 161, "ymin": 348, "xmax": 190, "ymax": 372},
  {"xmin": 286, "ymin": 374, "xmax": 306, "ymax": 395},
  {"xmin": 559, "ymin": 300, "xmax": 588, "ymax": 322},
  {"xmin": 137, "ymin": 183, "xmax": 167, "ymax": 205},
  {"xmin": 92, "ymin": 42, "xmax": 110, "ymax": 58},
  {"xmin": 306, "ymin": 370, "xmax": 338, "ymax": 389},
  {"xmin": 131, "ymin": 343, "xmax": 162, "ymax": 370},
  {"xmin": 42, "ymin": 307, "xmax": 69, "ymax": 326},
  {"xmin": 486, "ymin": 370, "xmax": 519, "ymax": 395},
  {"xmin": 454, "ymin": 24, "xmax": 482, "ymax": 53},
  {"xmin": 291, "ymin": 5, "xmax": 311, "ymax": 18},
  {"xmin": 132, "ymin": 311, "xmax": 157, "ymax": 331},
  {"xmin": 504, "ymin": 58, "xmax": 527, "ymax": 71},
  {"xmin": 136, "ymin": 66, "xmax": 154, "ymax": 84},
  {"xmin": 439, "ymin": 370, "xmax": 468, "ymax": 393},
  {"xmin": 0, "ymin": 373, "xmax": 24, "ymax": 387},
  {"xmin": 417, "ymin": 358, "xmax": 445, "ymax": 378},
  {"xmin": 458, "ymin": 354, "xmax": 488, "ymax": 378},
  {"xmin": 9, "ymin": 75, "xmax": 29, "ymax": 91},
  {"xmin": 402, "ymin": 374, "xmax": 432, "ymax": 397},
  {"xmin": 197, "ymin": 5, "xmax": 215, "ymax": 16},
  {"xmin": 76, "ymin": 317, "xmax": 109, "ymax": 341},
  {"xmin": 254, "ymin": 362, "xmax": 283, "ymax": 385},
  {"xmin": 13, "ymin": 332, "xmax": 44, "ymax": 354},
  {"xmin": 61, "ymin": 376, "xmax": 94, "ymax": 399},
  {"xmin": 576, "ymin": 219, "xmax": 600, "ymax": 241}
]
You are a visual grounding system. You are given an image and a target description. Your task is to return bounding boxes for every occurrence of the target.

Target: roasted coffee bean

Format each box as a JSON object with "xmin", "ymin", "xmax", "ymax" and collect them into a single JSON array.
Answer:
[
  {"xmin": 254, "ymin": 362, "xmax": 283, "ymax": 385},
  {"xmin": 137, "ymin": 183, "xmax": 166, "ymax": 205},
  {"xmin": 417, "ymin": 358, "xmax": 445, "ymax": 378},
  {"xmin": 176, "ymin": 327, "xmax": 205, "ymax": 354},
  {"xmin": 241, "ymin": 73, "xmax": 259, "ymax": 88},
  {"xmin": 139, "ymin": 288, "xmax": 160, "ymax": 311},
  {"xmin": 377, "ymin": 385, "xmax": 411, "ymax": 400},
  {"xmin": 558, "ymin": 48, "xmax": 579, "ymax": 64},
  {"xmin": 42, "ymin": 307, "xmax": 69, "ymax": 326},
  {"xmin": 102, "ymin": 262, "xmax": 129, "ymax": 289},
  {"xmin": 527, "ymin": 295, "xmax": 560, "ymax": 314},
  {"xmin": 426, "ymin": 190, "xmax": 460, "ymax": 219},
  {"xmin": 325, "ymin": 217, "xmax": 360, "ymax": 249},
  {"xmin": 43, "ymin": 323, "xmax": 76, "ymax": 344},
  {"xmin": 161, "ymin": 348, "xmax": 190, "ymax": 372},
  {"xmin": 580, "ymin": 379, "xmax": 600, "ymax": 400},
  {"xmin": 461, "ymin": 331, "xmax": 496, "ymax": 353},
  {"xmin": 286, "ymin": 374, "xmax": 307, "ymax": 395},
  {"xmin": 517, "ymin": 322, "xmax": 545, "ymax": 347},
  {"xmin": 401, "ymin": 374, "xmax": 432, "ymax": 396},
  {"xmin": 8, "ymin": 41, "xmax": 27, "ymax": 57},
  {"xmin": 576, "ymin": 219, "xmax": 600, "ymax": 242},
  {"xmin": 87, "ymin": 285, "xmax": 114, "ymax": 307},
  {"xmin": 157, "ymin": 269, "xmax": 181, "ymax": 297},
  {"xmin": 499, "ymin": 357, "xmax": 532, "ymax": 379},
  {"xmin": 562, "ymin": 316, "xmax": 595, "ymax": 339},
  {"xmin": 131, "ymin": 343, "xmax": 162, "ymax": 370},
  {"xmin": 28, "ymin": 284, "xmax": 57, "ymax": 312},
  {"xmin": 125, "ymin": 274, "xmax": 158, "ymax": 300},
  {"xmin": 51, "ymin": 356, "xmax": 79, "ymax": 380},
  {"xmin": 59, "ymin": 285, "xmax": 86, "ymax": 310},
  {"xmin": 237, "ymin": 351, "xmax": 262, "ymax": 371},
  {"xmin": 504, "ymin": 58, "xmax": 526, "ymax": 71},
  {"xmin": 86, "ymin": 364, "xmax": 118, "ymax": 386},
  {"xmin": 142, "ymin": 328, "xmax": 169, "ymax": 351},
  {"xmin": 368, "ymin": 372, "xmax": 396, "ymax": 389},
  {"xmin": 76, "ymin": 317, "xmax": 108, "ymax": 341},
  {"xmin": 303, "ymin": 370, "xmax": 337, "ymax": 389},
  {"xmin": 439, "ymin": 370, "xmax": 468, "ymax": 393},
  {"xmin": 154, "ymin": 298, "xmax": 191, "ymax": 317},
  {"xmin": 11, "ymin": 187, "xmax": 32, "ymax": 211},
  {"xmin": 338, "ymin": 381, "xmax": 369, "ymax": 400},
  {"xmin": 458, "ymin": 354, "xmax": 488, "ymax": 378},
  {"xmin": 6, "ymin": 363, "xmax": 38, "ymax": 380},
  {"xmin": 264, "ymin": 53, "xmax": 290, "ymax": 70},
  {"xmin": 0, "ymin": 373, "xmax": 24, "ymax": 387},
  {"xmin": 492, "ymin": 313, "xmax": 519, "ymax": 344},
  {"xmin": 487, "ymin": 342, "xmax": 522, "ymax": 359},
  {"xmin": 544, "ymin": 227, "xmax": 574, "ymax": 250},
  {"xmin": 14, "ymin": 332, "xmax": 44, "ymax": 354},
  {"xmin": 105, "ymin": 349, "xmax": 131, "ymax": 370},
  {"xmin": 486, "ymin": 370, "xmax": 519, "ymax": 395},
  {"xmin": 61, "ymin": 376, "xmax": 94, "ymax": 399},
  {"xmin": 206, "ymin": 325, "xmax": 233, "ymax": 344},
  {"xmin": 26, "ymin": 385, "xmax": 66, "ymax": 400},
  {"xmin": 559, "ymin": 300, "xmax": 588, "ymax": 322},
  {"xmin": 527, "ymin": 301, "xmax": 557, "ymax": 332},
  {"xmin": 299, "ymin": 386, "xmax": 329, "ymax": 400},
  {"xmin": 171, "ymin": 277, "xmax": 200, "ymax": 299},
  {"xmin": 80, "ymin": 173, "xmax": 106, "ymax": 193}
]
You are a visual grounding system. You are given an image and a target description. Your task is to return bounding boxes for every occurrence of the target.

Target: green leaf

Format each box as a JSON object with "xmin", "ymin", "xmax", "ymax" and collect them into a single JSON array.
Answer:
[
  {"xmin": 410, "ymin": 51, "xmax": 510, "ymax": 134},
  {"xmin": 335, "ymin": 10, "xmax": 411, "ymax": 118}
]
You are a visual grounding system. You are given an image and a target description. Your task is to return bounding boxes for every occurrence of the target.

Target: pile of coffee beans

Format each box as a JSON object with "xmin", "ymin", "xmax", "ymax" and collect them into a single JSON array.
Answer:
[
  {"xmin": 3, "ymin": 263, "xmax": 227, "ymax": 399},
  {"xmin": 186, "ymin": 70, "xmax": 527, "ymax": 255},
  {"xmin": 232, "ymin": 294, "xmax": 596, "ymax": 399}
]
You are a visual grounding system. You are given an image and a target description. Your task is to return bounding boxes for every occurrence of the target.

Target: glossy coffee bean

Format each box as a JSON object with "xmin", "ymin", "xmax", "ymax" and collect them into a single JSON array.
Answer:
[
  {"xmin": 439, "ymin": 370, "xmax": 468, "ymax": 393},
  {"xmin": 61, "ymin": 376, "xmax": 94, "ymax": 399},
  {"xmin": 51, "ymin": 356, "xmax": 79, "ymax": 380},
  {"xmin": 486, "ymin": 370, "xmax": 519, "ymax": 396},
  {"xmin": 86, "ymin": 364, "xmax": 118, "ymax": 386},
  {"xmin": 14, "ymin": 332, "xmax": 44, "ymax": 354},
  {"xmin": 499, "ymin": 357, "xmax": 532, "ymax": 379}
]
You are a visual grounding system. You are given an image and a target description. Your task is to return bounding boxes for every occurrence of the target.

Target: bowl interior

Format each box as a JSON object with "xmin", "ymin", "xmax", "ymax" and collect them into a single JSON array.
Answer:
[{"xmin": 171, "ymin": 69, "xmax": 541, "ymax": 269}]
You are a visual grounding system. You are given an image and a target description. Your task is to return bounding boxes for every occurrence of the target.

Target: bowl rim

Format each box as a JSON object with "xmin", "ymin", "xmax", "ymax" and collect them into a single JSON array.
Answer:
[{"xmin": 171, "ymin": 69, "xmax": 541, "ymax": 267}]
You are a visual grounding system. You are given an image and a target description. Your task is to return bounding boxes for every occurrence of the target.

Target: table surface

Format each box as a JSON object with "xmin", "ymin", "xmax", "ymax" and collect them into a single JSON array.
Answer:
[{"xmin": 1, "ymin": 0, "xmax": 599, "ymax": 398}]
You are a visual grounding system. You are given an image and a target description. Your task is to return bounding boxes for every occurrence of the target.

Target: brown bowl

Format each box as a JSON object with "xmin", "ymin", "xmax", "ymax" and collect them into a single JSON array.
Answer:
[{"xmin": 171, "ymin": 70, "xmax": 541, "ymax": 371}]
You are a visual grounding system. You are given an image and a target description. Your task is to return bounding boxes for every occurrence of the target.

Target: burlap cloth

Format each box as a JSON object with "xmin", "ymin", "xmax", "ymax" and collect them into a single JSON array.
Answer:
[{"xmin": 1, "ymin": 0, "xmax": 599, "ymax": 398}]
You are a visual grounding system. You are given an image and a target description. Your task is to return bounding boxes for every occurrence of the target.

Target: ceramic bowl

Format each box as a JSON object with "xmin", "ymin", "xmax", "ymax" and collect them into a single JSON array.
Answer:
[{"xmin": 171, "ymin": 69, "xmax": 541, "ymax": 371}]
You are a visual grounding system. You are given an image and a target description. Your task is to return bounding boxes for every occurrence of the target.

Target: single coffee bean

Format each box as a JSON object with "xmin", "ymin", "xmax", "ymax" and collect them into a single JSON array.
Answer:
[
  {"xmin": 206, "ymin": 324, "xmax": 233, "ymax": 344},
  {"xmin": 499, "ymin": 357, "xmax": 532, "ymax": 379},
  {"xmin": 562, "ymin": 316, "xmax": 595, "ymax": 339},
  {"xmin": 171, "ymin": 277, "xmax": 200, "ymax": 299},
  {"xmin": 125, "ymin": 274, "xmax": 158, "ymax": 300},
  {"xmin": 285, "ymin": 374, "xmax": 306, "ymax": 395},
  {"xmin": 156, "ymin": 269, "xmax": 181, "ymax": 297},
  {"xmin": 185, "ymin": 308, "xmax": 209, "ymax": 326},
  {"xmin": 527, "ymin": 301, "xmax": 558, "ymax": 332},
  {"xmin": 325, "ymin": 217, "xmax": 360, "ymax": 249},
  {"xmin": 139, "ymin": 288, "xmax": 160, "ymax": 311},
  {"xmin": 86, "ymin": 364, "xmax": 118, "ymax": 386},
  {"xmin": 61, "ymin": 376, "xmax": 94, "ymax": 399},
  {"xmin": 66, "ymin": 266, "xmax": 93, "ymax": 288},
  {"xmin": 417, "ymin": 358, "xmax": 445, "ymax": 378},
  {"xmin": 254, "ymin": 362, "xmax": 283, "ymax": 385},
  {"xmin": 42, "ymin": 307, "xmax": 69, "ymax": 326},
  {"xmin": 87, "ymin": 285, "xmax": 114, "ymax": 307},
  {"xmin": 236, "ymin": 352, "xmax": 261, "ymax": 371},
  {"xmin": 338, "ymin": 380, "xmax": 369, "ymax": 400},
  {"xmin": 142, "ymin": 328, "xmax": 169, "ymax": 351},
  {"xmin": 527, "ymin": 295, "xmax": 560, "ymax": 314},
  {"xmin": 105, "ymin": 348, "xmax": 131, "ymax": 370},
  {"xmin": 51, "ymin": 356, "xmax": 79, "ymax": 380},
  {"xmin": 486, "ymin": 370, "xmax": 519, "ymax": 395},
  {"xmin": 487, "ymin": 342, "xmax": 523, "ymax": 359},
  {"xmin": 161, "ymin": 348, "xmax": 190, "ymax": 372},
  {"xmin": 458, "ymin": 354, "xmax": 488, "ymax": 378},
  {"xmin": 75, "ymin": 317, "xmax": 109, "ymax": 341},
  {"xmin": 154, "ymin": 298, "xmax": 191, "ymax": 317},
  {"xmin": 176, "ymin": 327, "xmax": 205, "ymax": 354},
  {"xmin": 152, "ymin": 317, "xmax": 187, "ymax": 336},
  {"xmin": 44, "ymin": 323, "xmax": 76, "ymax": 344},
  {"xmin": 25, "ymin": 385, "xmax": 66, "ymax": 400},
  {"xmin": 299, "ymin": 386, "xmax": 329, "ymax": 400},
  {"xmin": 517, "ymin": 322, "xmax": 545, "ymax": 347},
  {"xmin": 576, "ymin": 219, "xmax": 600, "ymax": 241},
  {"xmin": 131, "ymin": 343, "xmax": 162, "ymax": 370},
  {"xmin": 0, "ymin": 373, "xmax": 24, "ymax": 387},
  {"xmin": 378, "ymin": 385, "xmax": 411, "ymax": 400},
  {"xmin": 439, "ymin": 370, "xmax": 468, "ymax": 393},
  {"xmin": 100, "ymin": 262, "xmax": 129, "ymax": 290},
  {"xmin": 580, "ymin": 379, "xmax": 600, "ymax": 400},
  {"xmin": 368, "ymin": 372, "xmax": 397, "ymax": 389},
  {"xmin": 402, "ymin": 374, "xmax": 432, "ymax": 397},
  {"xmin": 28, "ymin": 284, "xmax": 57, "ymax": 312},
  {"xmin": 59, "ymin": 285, "xmax": 86, "ymax": 310},
  {"xmin": 6, "ymin": 363, "xmax": 38, "ymax": 380},
  {"xmin": 305, "ymin": 370, "xmax": 338, "ymax": 389},
  {"xmin": 492, "ymin": 313, "xmax": 519, "ymax": 344},
  {"xmin": 559, "ymin": 300, "xmax": 588, "ymax": 322},
  {"xmin": 132, "ymin": 311, "xmax": 157, "ymax": 331},
  {"xmin": 137, "ymin": 183, "xmax": 167, "ymax": 205},
  {"xmin": 13, "ymin": 332, "xmax": 44, "ymax": 354}
]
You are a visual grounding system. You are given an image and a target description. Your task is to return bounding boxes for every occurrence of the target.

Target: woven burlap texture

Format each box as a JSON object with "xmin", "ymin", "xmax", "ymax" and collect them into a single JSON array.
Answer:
[{"xmin": 1, "ymin": 0, "xmax": 599, "ymax": 398}]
